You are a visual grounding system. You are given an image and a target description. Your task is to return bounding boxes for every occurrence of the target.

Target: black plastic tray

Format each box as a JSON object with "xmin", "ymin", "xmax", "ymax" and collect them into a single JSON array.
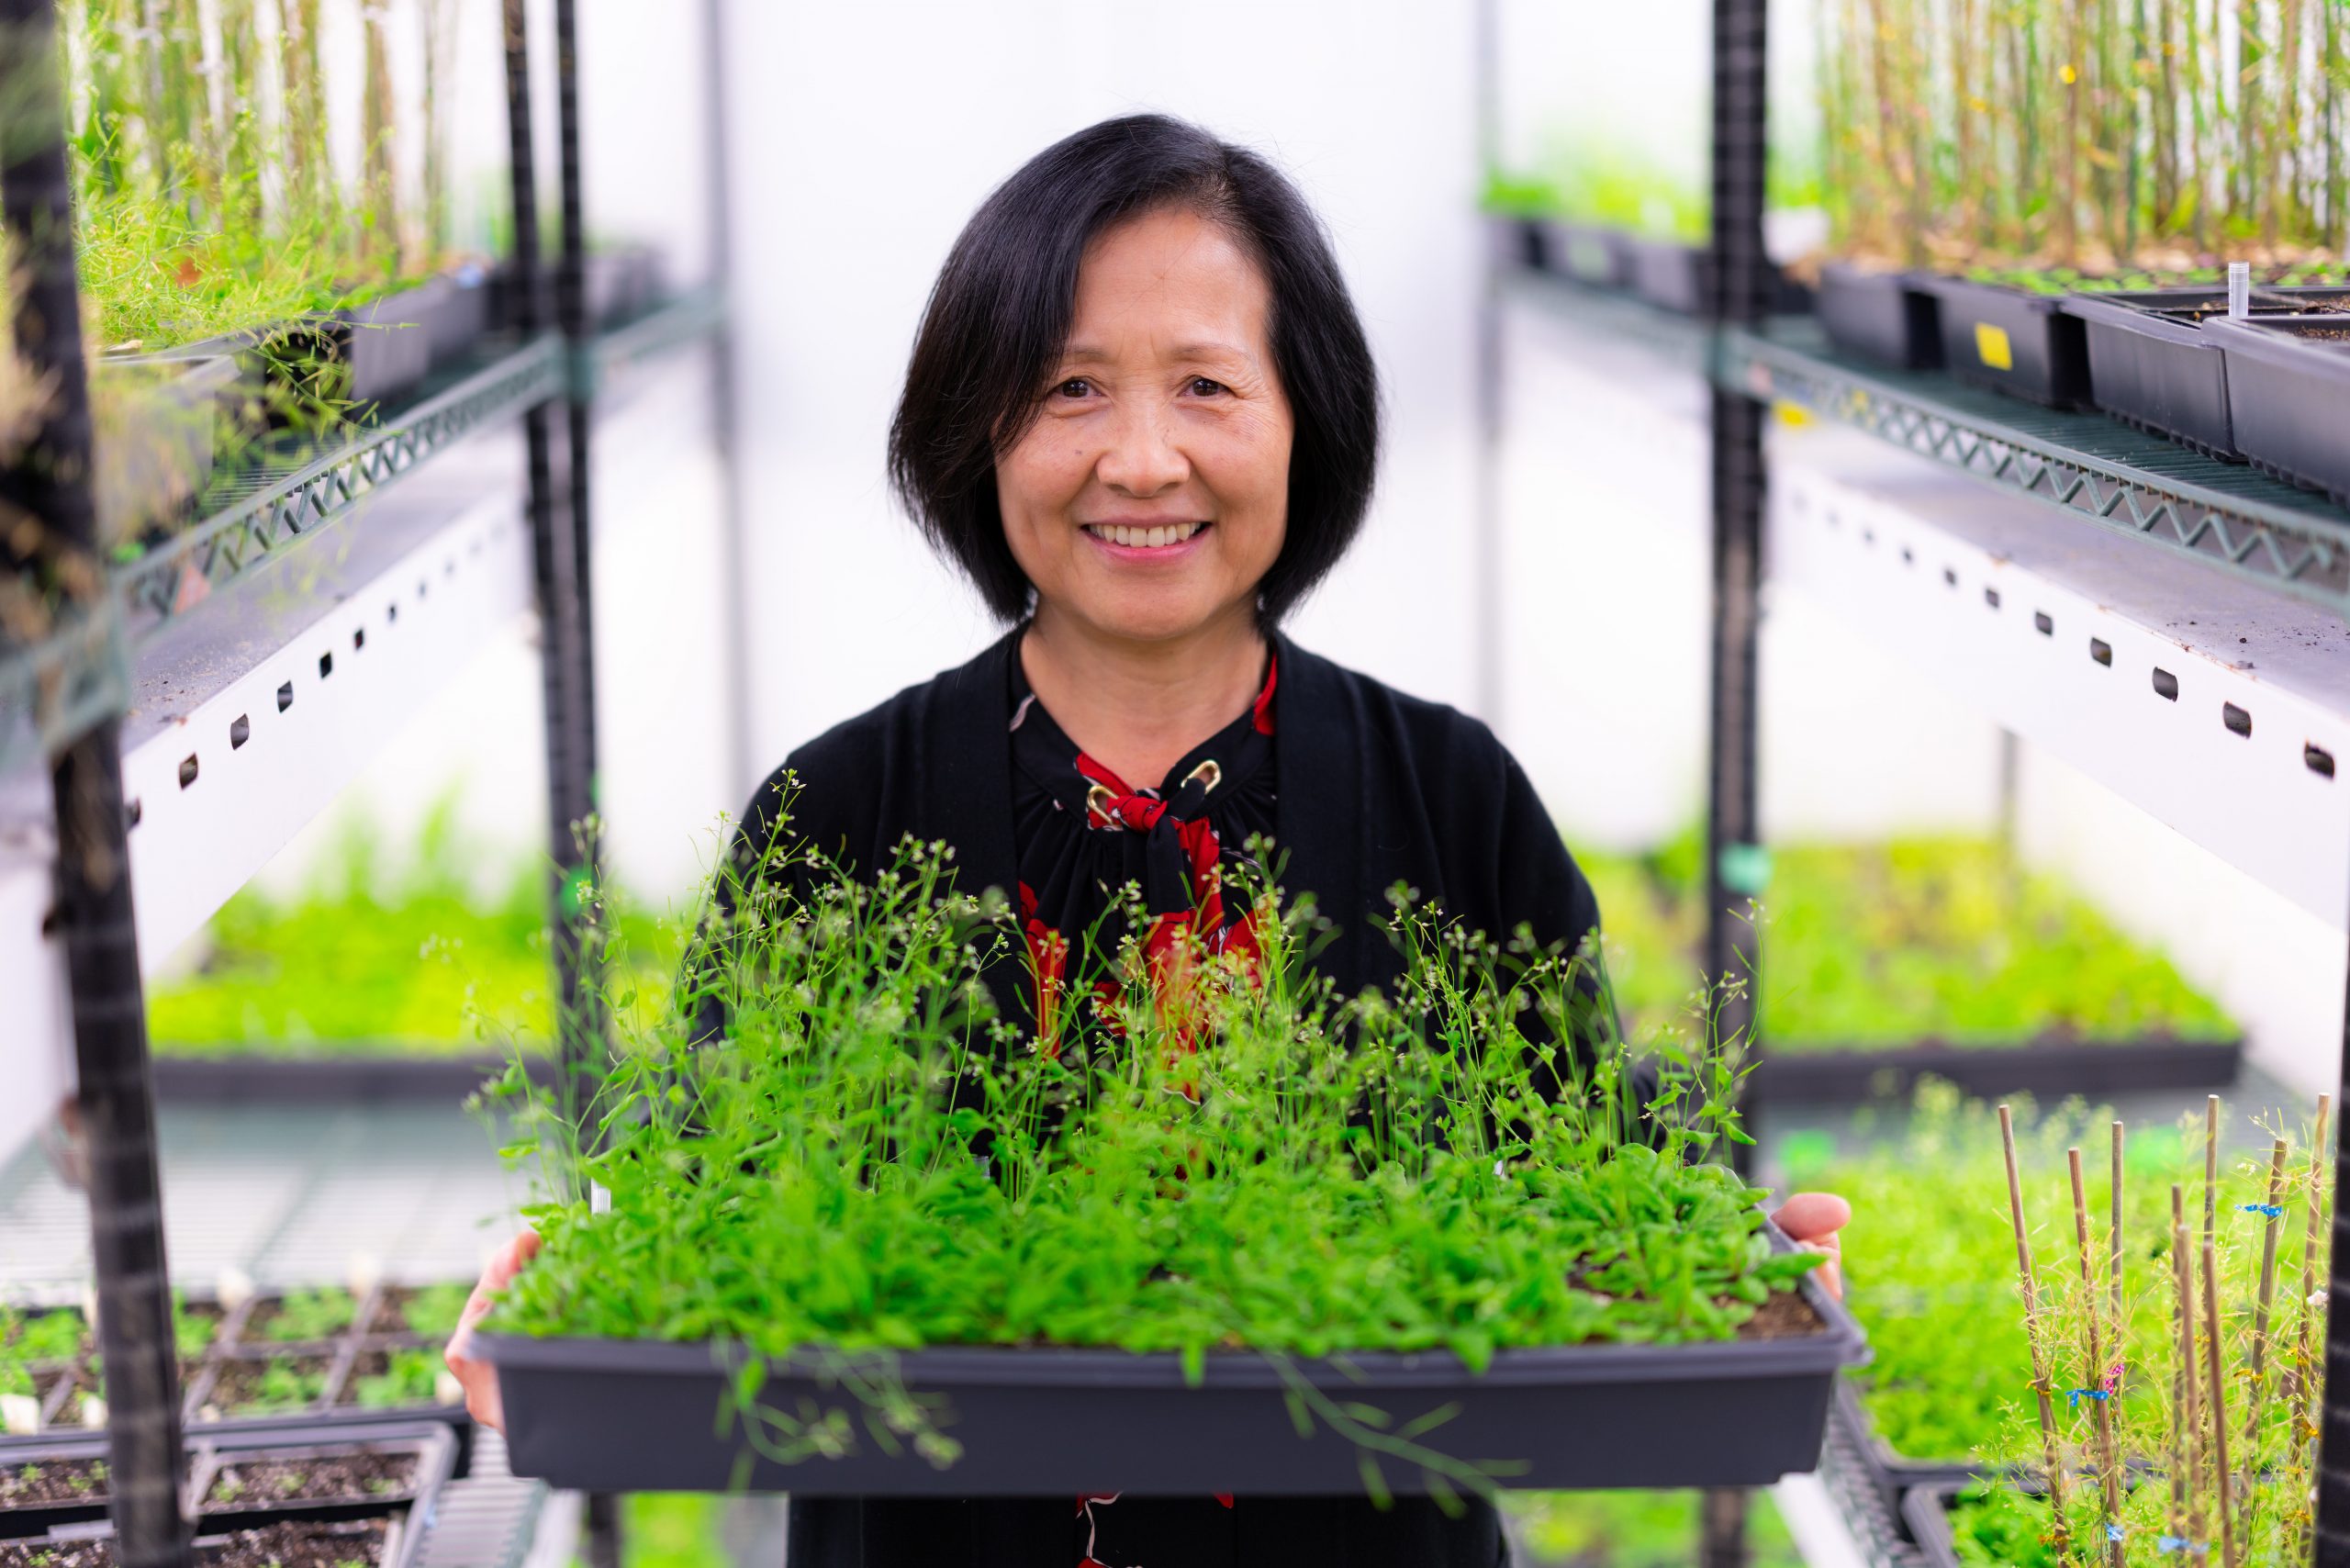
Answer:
[
  {"xmin": 1897, "ymin": 1479, "xmax": 1971, "ymax": 1568},
  {"xmin": 1828, "ymin": 1377, "xmax": 1986, "ymax": 1525},
  {"xmin": 1916, "ymin": 275, "xmax": 2094, "ymax": 409},
  {"xmin": 479, "ymin": 1231, "xmax": 1866, "ymax": 1496},
  {"xmin": 2201, "ymin": 314, "xmax": 2350, "ymax": 504},
  {"xmin": 1539, "ymin": 221, "xmax": 1633, "ymax": 289},
  {"xmin": 151, "ymin": 1050, "xmax": 534, "ymax": 1104},
  {"xmin": 0, "ymin": 1420, "xmax": 449, "ymax": 1557},
  {"xmin": 1746, "ymin": 1034, "xmax": 2241, "ymax": 1103},
  {"xmin": 1818, "ymin": 263, "xmax": 1944, "ymax": 369},
  {"xmin": 2064, "ymin": 286, "xmax": 2350, "ymax": 459}
]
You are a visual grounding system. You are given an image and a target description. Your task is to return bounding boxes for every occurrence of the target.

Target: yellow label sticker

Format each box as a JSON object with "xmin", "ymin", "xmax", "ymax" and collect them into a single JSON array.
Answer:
[{"xmin": 1975, "ymin": 321, "xmax": 2014, "ymax": 371}]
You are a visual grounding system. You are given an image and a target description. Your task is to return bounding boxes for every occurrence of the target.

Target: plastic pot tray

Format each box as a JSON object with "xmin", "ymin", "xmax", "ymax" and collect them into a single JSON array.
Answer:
[
  {"xmin": 2200, "ymin": 314, "xmax": 2350, "ymax": 504},
  {"xmin": 1915, "ymin": 275, "xmax": 2093, "ymax": 409},
  {"xmin": 1817, "ymin": 263, "xmax": 1944, "ymax": 370},
  {"xmin": 1746, "ymin": 1033, "xmax": 2241, "ymax": 1104},
  {"xmin": 2063, "ymin": 286, "xmax": 2350, "ymax": 459},
  {"xmin": 1827, "ymin": 1377, "xmax": 1986, "ymax": 1527},
  {"xmin": 478, "ymin": 1232, "xmax": 1866, "ymax": 1496},
  {"xmin": 151, "ymin": 1049, "xmax": 539, "ymax": 1104},
  {"xmin": 1538, "ymin": 221, "xmax": 1634, "ymax": 289}
]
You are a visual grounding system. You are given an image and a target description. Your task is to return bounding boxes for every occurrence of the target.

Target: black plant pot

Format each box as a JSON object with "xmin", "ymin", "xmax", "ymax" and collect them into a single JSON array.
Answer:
[
  {"xmin": 2064, "ymin": 287, "xmax": 2350, "ymax": 460},
  {"xmin": 1745, "ymin": 1033, "xmax": 2242, "ymax": 1104},
  {"xmin": 582, "ymin": 244, "xmax": 666, "ymax": 329},
  {"xmin": 1817, "ymin": 263, "xmax": 1944, "ymax": 369},
  {"xmin": 2201, "ymin": 314, "xmax": 2350, "ymax": 504},
  {"xmin": 1539, "ymin": 221, "xmax": 1633, "ymax": 288},
  {"xmin": 478, "ymin": 1230, "xmax": 1866, "ymax": 1495},
  {"xmin": 190, "ymin": 1421, "xmax": 455, "ymax": 1532},
  {"xmin": 1487, "ymin": 215, "xmax": 1545, "ymax": 272},
  {"xmin": 0, "ymin": 1431, "xmax": 120, "ymax": 1538},
  {"xmin": 415, "ymin": 264, "xmax": 495, "ymax": 369},
  {"xmin": 151, "ymin": 1048, "xmax": 542, "ymax": 1104},
  {"xmin": 1626, "ymin": 238, "xmax": 1710, "ymax": 314},
  {"xmin": 1916, "ymin": 275, "xmax": 2094, "ymax": 409}
]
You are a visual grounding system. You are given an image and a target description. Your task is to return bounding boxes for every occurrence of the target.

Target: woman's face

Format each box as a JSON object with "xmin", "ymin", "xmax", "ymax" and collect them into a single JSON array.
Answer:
[{"xmin": 997, "ymin": 205, "xmax": 1294, "ymax": 646}]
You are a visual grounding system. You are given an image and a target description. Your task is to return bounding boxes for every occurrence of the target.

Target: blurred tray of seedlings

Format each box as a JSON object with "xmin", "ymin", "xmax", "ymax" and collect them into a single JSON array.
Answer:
[
  {"xmin": 1578, "ymin": 832, "xmax": 2240, "ymax": 1103},
  {"xmin": 144, "ymin": 801, "xmax": 680, "ymax": 1095}
]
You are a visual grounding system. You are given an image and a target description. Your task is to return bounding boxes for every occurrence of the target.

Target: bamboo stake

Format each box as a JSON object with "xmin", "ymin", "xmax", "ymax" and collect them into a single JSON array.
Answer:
[
  {"xmin": 2202, "ymin": 1236, "xmax": 2238, "ymax": 1568},
  {"xmin": 2241, "ymin": 1137, "xmax": 2290, "ymax": 1444},
  {"xmin": 2280, "ymin": 0, "xmax": 2306, "ymax": 241},
  {"xmin": 2184, "ymin": 0, "xmax": 2209, "ymax": 249},
  {"xmin": 2109, "ymin": 1121, "xmax": 2125, "ymax": 1326},
  {"xmin": 2238, "ymin": 0, "xmax": 2265, "ymax": 230},
  {"xmin": 2061, "ymin": 0, "xmax": 2087, "ymax": 262},
  {"xmin": 2001, "ymin": 1106, "xmax": 2072, "ymax": 1550},
  {"xmin": 2173, "ymin": 1186, "xmax": 2203, "ymax": 1550},
  {"xmin": 2157, "ymin": 0, "xmax": 2180, "ymax": 227},
  {"xmin": 2205, "ymin": 1094, "xmax": 2221, "ymax": 1253},
  {"xmin": 362, "ymin": 0, "xmax": 400, "ymax": 271},
  {"xmin": 2070, "ymin": 1148, "xmax": 2124, "ymax": 1567}
]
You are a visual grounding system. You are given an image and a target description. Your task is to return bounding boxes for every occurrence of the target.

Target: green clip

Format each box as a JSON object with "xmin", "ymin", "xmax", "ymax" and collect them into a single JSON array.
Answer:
[{"xmin": 1718, "ymin": 842, "xmax": 1771, "ymax": 896}]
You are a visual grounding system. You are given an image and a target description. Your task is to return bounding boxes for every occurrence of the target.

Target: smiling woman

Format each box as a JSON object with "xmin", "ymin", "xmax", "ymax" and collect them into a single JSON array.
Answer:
[{"xmin": 443, "ymin": 112, "xmax": 1848, "ymax": 1568}]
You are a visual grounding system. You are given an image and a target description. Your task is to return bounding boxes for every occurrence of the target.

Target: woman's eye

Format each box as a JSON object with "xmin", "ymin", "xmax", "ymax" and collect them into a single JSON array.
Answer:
[
  {"xmin": 1188, "ymin": 377, "xmax": 1226, "ymax": 397},
  {"xmin": 1055, "ymin": 377, "xmax": 1093, "ymax": 398}
]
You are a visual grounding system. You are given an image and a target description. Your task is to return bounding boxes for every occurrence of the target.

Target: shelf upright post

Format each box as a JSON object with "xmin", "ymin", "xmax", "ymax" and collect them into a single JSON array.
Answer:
[
  {"xmin": 2322, "ymin": 964, "xmax": 2350, "ymax": 1561},
  {"xmin": 1701, "ymin": 0, "xmax": 1770, "ymax": 1557},
  {"xmin": 499, "ymin": 0, "xmax": 604, "ymax": 1108},
  {"xmin": 545, "ymin": 12, "xmax": 618, "ymax": 1562},
  {"xmin": 0, "ymin": 3, "xmax": 192, "ymax": 1565},
  {"xmin": 702, "ymin": 0, "xmax": 754, "ymax": 802}
]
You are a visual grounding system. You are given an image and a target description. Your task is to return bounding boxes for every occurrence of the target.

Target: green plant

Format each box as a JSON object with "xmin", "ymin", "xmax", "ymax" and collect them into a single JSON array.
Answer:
[
  {"xmin": 147, "ymin": 802, "xmax": 676, "ymax": 1055},
  {"xmin": 485, "ymin": 807, "xmax": 1821, "ymax": 1498},
  {"xmin": 349, "ymin": 1349, "xmax": 441, "ymax": 1410},
  {"xmin": 1506, "ymin": 1489, "xmax": 1806, "ymax": 1565},
  {"xmin": 1818, "ymin": 0, "xmax": 2350, "ymax": 274},
  {"xmin": 1576, "ymin": 833, "xmax": 2232, "ymax": 1050},
  {"xmin": 1960, "ymin": 1094, "xmax": 2328, "ymax": 1562},
  {"xmin": 395, "ymin": 1283, "xmax": 472, "ymax": 1339},
  {"xmin": 241, "ymin": 1360, "xmax": 328, "ymax": 1413},
  {"xmin": 252, "ymin": 1288, "xmax": 354, "ymax": 1346}
]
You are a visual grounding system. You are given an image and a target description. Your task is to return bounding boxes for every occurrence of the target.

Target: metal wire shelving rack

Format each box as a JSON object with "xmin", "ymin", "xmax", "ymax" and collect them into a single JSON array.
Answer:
[{"xmin": 0, "ymin": 0, "xmax": 737, "ymax": 1562}]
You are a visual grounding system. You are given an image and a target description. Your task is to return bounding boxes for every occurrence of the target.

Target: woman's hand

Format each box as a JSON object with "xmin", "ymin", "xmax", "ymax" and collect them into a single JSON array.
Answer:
[
  {"xmin": 1773, "ymin": 1192, "xmax": 1851, "ymax": 1300},
  {"xmin": 442, "ymin": 1230, "xmax": 541, "ymax": 1432}
]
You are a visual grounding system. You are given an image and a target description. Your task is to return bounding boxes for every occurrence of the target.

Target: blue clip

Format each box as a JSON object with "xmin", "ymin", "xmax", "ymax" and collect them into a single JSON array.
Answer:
[
  {"xmin": 2067, "ymin": 1388, "xmax": 2111, "ymax": 1406},
  {"xmin": 2158, "ymin": 1537, "xmax": 2203, "ymax": 1555},
  {"xmin": 2242, "ymin": 1203, "xmax": 2284, "ymax": 1217},
  {"xmin": 2108, "ymin": 1524, "xmax": 2126, "ymax": 1543}
]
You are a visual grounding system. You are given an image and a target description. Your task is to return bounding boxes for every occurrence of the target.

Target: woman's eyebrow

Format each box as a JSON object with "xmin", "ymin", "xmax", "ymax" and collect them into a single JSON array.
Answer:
[{"xmin": 1058, "ymin": 340, "xmax": 1257, "ymax": 364}]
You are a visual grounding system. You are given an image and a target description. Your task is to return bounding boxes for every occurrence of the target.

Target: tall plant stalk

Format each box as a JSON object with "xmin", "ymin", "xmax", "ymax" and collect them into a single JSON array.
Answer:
[{"xmin": 362, "ymin": 0, "xmax": 400, "ymax": 273}]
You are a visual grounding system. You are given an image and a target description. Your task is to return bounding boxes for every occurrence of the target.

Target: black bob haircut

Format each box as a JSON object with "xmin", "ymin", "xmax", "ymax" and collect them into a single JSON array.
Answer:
[{"xmin": 888, "ymin": 114, "xmax": 1381, "ymax": 627}]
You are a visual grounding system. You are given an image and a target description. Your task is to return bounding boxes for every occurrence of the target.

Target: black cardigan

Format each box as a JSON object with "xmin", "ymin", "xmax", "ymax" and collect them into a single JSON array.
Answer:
[
  {"xmin": 727, "ymin": 626, "xmax": 1601, "ymax": 1025},
  {"xmin": 717, "ymin": 628, "xmax": 1603, "ymax": 1568}
]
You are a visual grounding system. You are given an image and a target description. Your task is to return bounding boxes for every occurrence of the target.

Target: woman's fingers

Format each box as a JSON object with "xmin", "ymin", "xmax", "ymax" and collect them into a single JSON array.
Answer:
[
  {"xmin": 443, "ymin": 1230, "xmax": 542, "ymax": 1433},
  {"xmin": 1774, "ymin": 1192, "xmax": 1850, "ymax": 1301},
  {"xmin": 1773, "ymin": 1191, "xmax": 1852, "ymax": 1245}
]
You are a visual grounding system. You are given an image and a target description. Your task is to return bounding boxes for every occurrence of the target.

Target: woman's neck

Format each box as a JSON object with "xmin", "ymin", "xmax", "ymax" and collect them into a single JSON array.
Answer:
[{"xmin": 1020, "ymin": 604, "xmax": 1269, "ymax": 788}]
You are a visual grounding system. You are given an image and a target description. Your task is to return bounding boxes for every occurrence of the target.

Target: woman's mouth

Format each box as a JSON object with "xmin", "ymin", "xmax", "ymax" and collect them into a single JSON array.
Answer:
[{"xmin": 1081, "ymin": 520, "xmax": 1210, "ymax": 551}]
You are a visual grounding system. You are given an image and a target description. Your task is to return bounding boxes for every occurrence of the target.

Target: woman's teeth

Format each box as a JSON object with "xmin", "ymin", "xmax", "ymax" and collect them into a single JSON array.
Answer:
[{"xmin": 1088, "ymin": 521, "xmax": 1205, "ymax": 548}]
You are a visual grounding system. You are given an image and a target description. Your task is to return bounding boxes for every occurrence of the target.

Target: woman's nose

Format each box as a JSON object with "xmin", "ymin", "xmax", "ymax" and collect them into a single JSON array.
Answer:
[{"xmin": 1094, "ymin": 405, "xmax": 1188, "ymax": 497}]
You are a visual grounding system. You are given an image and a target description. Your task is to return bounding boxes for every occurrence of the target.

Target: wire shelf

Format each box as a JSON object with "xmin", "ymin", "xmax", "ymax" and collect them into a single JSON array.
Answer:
[
  {"xmin": 1720, "ymin": 319, "xmax": 2350, "ymax": 613},
  {"xmin": 0, "ymin": 290, "xmax": 726, "ymax": 774}
]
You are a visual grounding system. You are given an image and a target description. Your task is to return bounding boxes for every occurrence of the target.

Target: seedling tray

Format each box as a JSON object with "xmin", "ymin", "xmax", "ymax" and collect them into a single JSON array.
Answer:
[
  {"xmin": 151, "ymin": 1050, "xmax": 535, "ymax": 1105},
  {"xmin": 1826, "ymin": 1378, "xmax": 1986, "ymax": 1525},
  {"xmin": 4, "ymin": 1282, "xmax": 467, "ymax": 1439},
  {"xmin": 2063, "ymin": 286, "xmax": 2350, "ymax": 459},
  {"xmin": 478, "ymin": 1234, "xmax": 1865, "ymax": 1496},
  {"xmin": 0, "ymin": 1513, "xmax": 408, "ymax": 1568},
  {"xmin": 1539, "ymin": 221, "xmax": 1633, "ymax": 288},
  {"xmin": 2201, "ymin": 314, "xmax": 2350, "ymax": 504},
  {"xmin": 1745, "ymin": 1033, "xmax": 2241, "ymax": 1104},
  {"xmin": 1817, "ymin": 263, "xmax": 1943, "ymax": 369},
  {"xmin": 0, "ymin": 1421, "xmax": 449, "ymax": 1550},
  {"xmin": 1917, "ymin": 275, "xmax": 2093, "ymax": 409}
]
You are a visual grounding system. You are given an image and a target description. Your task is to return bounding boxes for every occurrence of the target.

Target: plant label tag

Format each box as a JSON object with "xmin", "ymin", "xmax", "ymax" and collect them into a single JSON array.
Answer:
[
  {"xmin": 0, "ymin": 1394, "xmax": 37, "ymax": 1435},
  {"xmin": 1975, "ymin": 322, "xmax": 2014, "ymax": 371}
]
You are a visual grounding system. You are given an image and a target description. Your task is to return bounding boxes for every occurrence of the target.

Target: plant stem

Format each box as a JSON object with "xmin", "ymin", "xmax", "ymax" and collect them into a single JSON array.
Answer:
[
  {"xmin": 2292, "ymin": 1096, "xmax": 2333, "ymax": 1482},
  {"xmin": 2201, "ymin": 1236, "xmax": 2238, "ymax": 1568},
  {"xmin": 2069, "ymin": 1147, "xmax": 2124, "ymax": 1566},
  {"xmin": 363, "ymin": 0, "xmax": 400, "ymax": 273},
  {"xmin": 2001, "ymin": 1104, "xmax": 2073, "ymax": 1551}
]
